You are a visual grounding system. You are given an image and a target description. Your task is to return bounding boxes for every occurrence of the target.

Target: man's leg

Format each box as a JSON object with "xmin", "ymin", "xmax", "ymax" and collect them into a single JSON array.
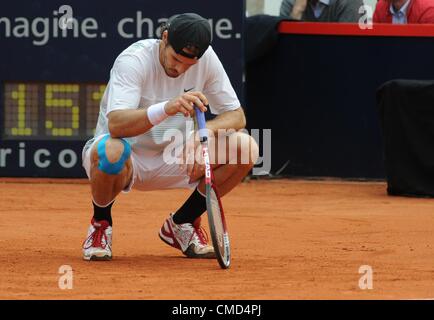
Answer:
[
  {"xmin": 159, "ymin": 131, "xmax": 258, "ymax": 258},
  {"xmin": 83, "ymin": 135, "xmax": 133, "ymax": 261},
  {"xmin": 90, "ymin": 136, "xmax": 133, "ymax": 211},
  {"xmin": 195, "ymin": 131, "xmax": 259, "ymax": 196},
  {"xmin": 175, "ymin": 131, "xmax": 259, "ymax": 224}
]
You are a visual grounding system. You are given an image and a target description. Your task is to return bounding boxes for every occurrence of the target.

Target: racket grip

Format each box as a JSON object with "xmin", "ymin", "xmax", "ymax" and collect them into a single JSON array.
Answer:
[{"xmin": 194, "ymin": 105, "xmax": 208, "ymax": 141}]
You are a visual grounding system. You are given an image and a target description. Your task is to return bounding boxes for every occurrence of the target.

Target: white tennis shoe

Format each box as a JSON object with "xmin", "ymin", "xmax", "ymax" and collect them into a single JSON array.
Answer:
[
  {"xmin": 159, "ymin": 213, "xmax": 215, "ymax": 258},
  {"xmin": 82, "ymin": 219, "xmax": 112, "ymax": 261}
]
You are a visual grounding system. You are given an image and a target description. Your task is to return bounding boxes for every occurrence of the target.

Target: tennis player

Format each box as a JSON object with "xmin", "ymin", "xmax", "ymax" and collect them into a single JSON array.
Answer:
[{"xmin": 81, "ymin": 13, "xmax": 258, "ymax": 261}]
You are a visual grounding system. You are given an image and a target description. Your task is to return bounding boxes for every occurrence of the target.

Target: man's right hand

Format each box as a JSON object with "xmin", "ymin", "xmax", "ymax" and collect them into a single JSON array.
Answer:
[
  {"xmin": 291, "ymin": 0, "xmax": 308, "ymax": 20},
  {"xmin": 165, "ymin": 91, "xmax": 208, "ymax": 117}
]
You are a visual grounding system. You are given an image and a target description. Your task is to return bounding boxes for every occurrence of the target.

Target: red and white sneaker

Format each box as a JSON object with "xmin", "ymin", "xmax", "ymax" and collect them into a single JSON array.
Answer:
[
  {"xmin": 82, "ymin": 219, "xmax": 112, "ymax": 261},
  {"xmin": 159, "ymin": 214, "xmax": 215, "ymax": 259}
]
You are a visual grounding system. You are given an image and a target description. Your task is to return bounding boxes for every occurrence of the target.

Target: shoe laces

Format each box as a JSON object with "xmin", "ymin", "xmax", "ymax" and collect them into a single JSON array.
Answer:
[
  {"xmin": 83, "ymin": 220, "xmax": 109, "ymax": 249},
  {"xmin": 193, "ymin": 225, "xmax": 209, "ymax": 246}
]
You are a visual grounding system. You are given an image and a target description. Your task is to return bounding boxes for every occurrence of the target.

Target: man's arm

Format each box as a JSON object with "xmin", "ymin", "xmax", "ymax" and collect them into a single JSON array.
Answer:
[
  {"xmin": 372, "ymin": 0, "xmax": 388, "ymax": 23},
  {"xmin": 201, "ymin": 47, "xmax": 246, "ymax": 134},
  {"xmin": 419, "ymin": 7, "xmax": 434, "ymax": 23},
  {"xmin": 108, "ymin": 92, "xmax": 208, "ymax": 138},
  {"xmin": 108, "ymin": 108, "xmax": 152, "ymax": 138},
  {"xmin": 280, "ymin": 0, "xmax": 294, "ymax": 16},
  {"xmin": 281, "ymin": 0, "xmax": 308, "ymax": 20},
  {"xmin": 290, "ymin": 0, "xmax": 308, "ymax": 20},
  {"xmin": 205, "ymin": 107, "xmax": 246, "ymax": 134}
]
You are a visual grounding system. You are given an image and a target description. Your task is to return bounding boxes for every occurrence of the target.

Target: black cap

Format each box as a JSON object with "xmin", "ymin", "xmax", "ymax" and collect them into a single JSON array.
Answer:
[{"xmin": 166, "ymin": 13, "xmax": 211, "ymax": 59}]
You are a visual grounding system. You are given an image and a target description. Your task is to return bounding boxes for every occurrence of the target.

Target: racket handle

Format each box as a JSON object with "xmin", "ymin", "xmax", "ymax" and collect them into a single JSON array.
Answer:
[{"xmin": 194, "ymin": 105, "xmax": 208, "ymax": 141}]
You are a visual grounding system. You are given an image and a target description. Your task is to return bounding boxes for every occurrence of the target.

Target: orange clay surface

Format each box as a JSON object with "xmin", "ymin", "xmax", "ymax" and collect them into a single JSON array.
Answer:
[{"xmin": 1, "ymin": 178, "xmax": 434, "ymax": 300}]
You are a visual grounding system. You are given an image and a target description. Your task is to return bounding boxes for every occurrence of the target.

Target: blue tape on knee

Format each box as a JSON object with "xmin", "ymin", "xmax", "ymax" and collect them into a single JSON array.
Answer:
[{"xmin": 97, "ymin": 135, "xmax": 131, "ymax": 175}]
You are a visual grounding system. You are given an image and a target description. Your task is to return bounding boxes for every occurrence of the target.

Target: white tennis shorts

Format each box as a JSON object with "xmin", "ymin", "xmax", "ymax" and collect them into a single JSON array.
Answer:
[{"xmin": 82, "ymin": 134, "xmax": 199, "ymax": 193}]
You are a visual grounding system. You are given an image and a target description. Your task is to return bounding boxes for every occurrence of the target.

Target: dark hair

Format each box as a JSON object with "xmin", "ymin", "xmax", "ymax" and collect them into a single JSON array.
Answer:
[{"xmin": 159, "ymin": 21, "xmax": 169, "ymax": 39}]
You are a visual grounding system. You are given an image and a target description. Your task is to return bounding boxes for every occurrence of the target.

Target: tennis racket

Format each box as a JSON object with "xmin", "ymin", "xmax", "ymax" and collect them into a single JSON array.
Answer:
[{"xmin": 195, "ymin": 105, "xmax": 231, "ymax": 269}]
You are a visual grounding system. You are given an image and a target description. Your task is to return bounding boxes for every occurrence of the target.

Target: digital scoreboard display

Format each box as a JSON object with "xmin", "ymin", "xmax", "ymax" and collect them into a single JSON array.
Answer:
[{"xmin": 3, "ymin": 83, "xmax": 105, "ymax": 140}]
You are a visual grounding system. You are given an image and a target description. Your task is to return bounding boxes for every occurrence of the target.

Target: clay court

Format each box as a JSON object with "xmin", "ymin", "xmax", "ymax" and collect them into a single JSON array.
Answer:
[{"xmin": 1, "ymin": 178, "xmax": 434, "ymax": 300}]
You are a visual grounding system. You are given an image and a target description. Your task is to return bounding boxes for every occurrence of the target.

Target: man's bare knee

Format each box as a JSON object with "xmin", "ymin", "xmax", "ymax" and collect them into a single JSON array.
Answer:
[
  {"xmin": 227, "ymin": 132, "xmax": 259, "ymax": 166},
  {"xmin": 91, "ymin": 136, "xmax": 132, "ymax": 176},
  {"xmin": 104, "ymin": 138, "xmax": 128, "ymax": 163},
  {"xmin": 92, "ymin": 138, "xmax": 126, "ymax": 162}
]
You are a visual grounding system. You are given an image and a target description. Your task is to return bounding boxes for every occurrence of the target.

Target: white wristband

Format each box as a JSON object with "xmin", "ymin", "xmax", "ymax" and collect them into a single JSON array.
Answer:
[{"xmin": 147, "ymin": 101, "xmax": 169, "ymax": 126}]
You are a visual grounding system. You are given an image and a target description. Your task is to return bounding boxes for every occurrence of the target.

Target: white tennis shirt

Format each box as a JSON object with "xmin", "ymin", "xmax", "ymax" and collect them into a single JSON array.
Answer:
[{"xmin": 83, "ymin": 39, "xmax": 240, "ymax": 161}]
